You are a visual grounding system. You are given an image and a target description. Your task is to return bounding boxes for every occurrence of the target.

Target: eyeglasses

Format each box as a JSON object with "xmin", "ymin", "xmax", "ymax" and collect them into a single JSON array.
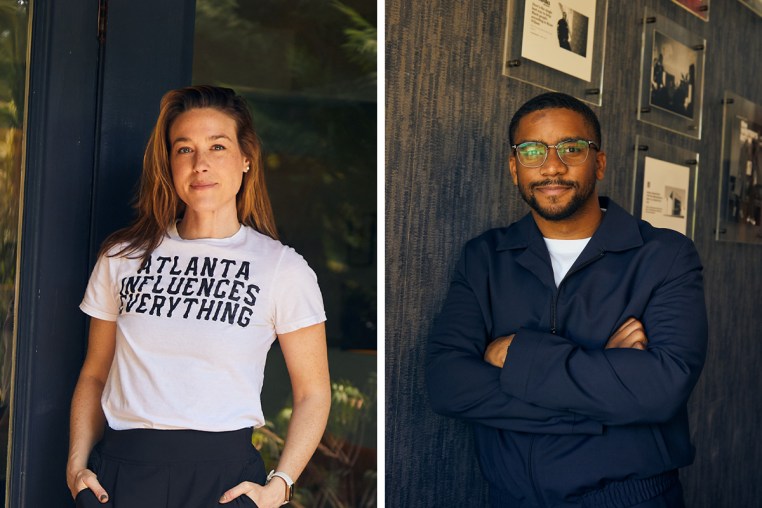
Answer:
[{"xmin": 511, "ymin": 139, "xmax": 599, "ymax": 168}]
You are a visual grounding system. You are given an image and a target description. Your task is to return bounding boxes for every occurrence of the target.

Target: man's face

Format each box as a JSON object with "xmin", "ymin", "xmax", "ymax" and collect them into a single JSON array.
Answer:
[{"xmin": 509, "ymin": 108, "xmax": 606, "ymax": 222}]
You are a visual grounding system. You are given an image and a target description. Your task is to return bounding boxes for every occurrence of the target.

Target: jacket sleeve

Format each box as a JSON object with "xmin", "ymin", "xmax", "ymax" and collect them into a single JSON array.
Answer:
[
  {"xmin": 426, "ymin": 249, "xmax": 603, "ymax": 435},
  {"xmin": 499, "ymin": 239, "xmax": 708, "ymax": 426}
]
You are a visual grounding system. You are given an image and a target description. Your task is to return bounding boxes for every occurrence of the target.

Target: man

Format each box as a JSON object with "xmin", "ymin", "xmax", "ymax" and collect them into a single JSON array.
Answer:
[
  {"xmin": 426, "ymin": 92, "xmax": 707, "ymax": 508},
  {"xmin": 557, "ymin": 10, "xmax": 571, "ymax": 51}
]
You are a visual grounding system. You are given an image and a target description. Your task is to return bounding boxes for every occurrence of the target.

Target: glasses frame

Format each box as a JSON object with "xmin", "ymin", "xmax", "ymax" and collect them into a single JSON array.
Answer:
[{"xmin": 511, "ymin": 139, "xmax": 600, "ymax": 168}]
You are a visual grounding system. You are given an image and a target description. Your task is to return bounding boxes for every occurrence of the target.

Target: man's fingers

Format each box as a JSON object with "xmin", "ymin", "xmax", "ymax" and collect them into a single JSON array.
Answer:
[
  {"xmin": 606, "ymin": 318, "xmax": 648, "ymax": 349},
  {"xmin": 615, "ymin": 318, "xmax": 643, "ymax": 336}
]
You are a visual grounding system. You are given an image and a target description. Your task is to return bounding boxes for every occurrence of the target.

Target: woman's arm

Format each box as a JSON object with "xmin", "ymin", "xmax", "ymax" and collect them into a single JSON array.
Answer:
[
  {"xmin": 66, "ymin": 317, "xmax": 116, "ymax": 502},
  {"xmin": 220, "ymin": 322, "xmax": 331, "ymax": 507}
]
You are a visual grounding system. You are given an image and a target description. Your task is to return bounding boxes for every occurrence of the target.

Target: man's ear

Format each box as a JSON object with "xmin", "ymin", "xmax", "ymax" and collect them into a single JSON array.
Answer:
[
  {"xmin": 509, "ymin": 155, "xmax": 519, "ymax": 186},
  {"xmin": 595, "ymin": 151, "xmax": 606, "ymax": 181}
]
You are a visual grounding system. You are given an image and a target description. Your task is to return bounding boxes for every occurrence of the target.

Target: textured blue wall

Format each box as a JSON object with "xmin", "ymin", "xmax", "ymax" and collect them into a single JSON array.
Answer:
[{"xmin": 386, "ymin": 1, "xmax": 762, "ymax": 506}]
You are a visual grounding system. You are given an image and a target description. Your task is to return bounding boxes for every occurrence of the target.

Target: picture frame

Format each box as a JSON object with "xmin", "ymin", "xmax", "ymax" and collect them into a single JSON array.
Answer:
[
  {"xmin": 637, "ymin": 8, "xmax": 706, "ymax": 139},
  {"xmin": 671, "ymin": 0, "xmax": 710, "ymax": 21},
  {"xmin": 738, "ymin": 0, "xmax": 762, "ymax": 17},
  {"xmin": 716, "ymin": 91, "xmax": 762, "ymax": 245},
  {"xmin": 631, "ymin": 135, "xmax": 698, "ymax": 239},
  {"xmin": 502, "ymin": 0, "xmax": 608, "ymax": 106}
]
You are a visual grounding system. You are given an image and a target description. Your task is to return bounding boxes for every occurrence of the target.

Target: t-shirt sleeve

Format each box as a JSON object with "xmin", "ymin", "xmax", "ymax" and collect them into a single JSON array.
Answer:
[
  {"xmin": 271, "ymin": 248, "xmax": 326, "ymax": 335},
  {"xmin": 80, "ymin": 252, "xmax": 120, "ymax": 322}
]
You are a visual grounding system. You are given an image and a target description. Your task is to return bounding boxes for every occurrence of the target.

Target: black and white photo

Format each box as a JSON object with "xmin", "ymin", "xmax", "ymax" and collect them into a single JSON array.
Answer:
[
  {"xmin": 637, "ymin": 10, "xmax": 705, "ymax": 139},
  {"xmin": 518, "ymin": 0, "xmax": 596, "ymax": 81},
  {"xmin": 650, "ymin": 30, "xmax": 697, "ymax": 120},
  {"xmin": 717, "ymin": 92, "xmax": 762, "ymax": 244},
  {"xmin": 502, "ymin": 0, "xmax": 609, "ymax": 105}
]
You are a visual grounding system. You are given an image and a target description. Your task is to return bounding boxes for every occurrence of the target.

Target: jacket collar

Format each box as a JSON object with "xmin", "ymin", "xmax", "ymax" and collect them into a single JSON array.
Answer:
[{"xmin": 495, "ymin": 197, "xmax": 644, "ymax": 254}]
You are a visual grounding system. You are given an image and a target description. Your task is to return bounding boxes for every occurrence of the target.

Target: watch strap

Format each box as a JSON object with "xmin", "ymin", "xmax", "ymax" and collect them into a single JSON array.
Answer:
[{"xmin": 267, "ymin": 470, "xmax": 294, "ymax": 504}]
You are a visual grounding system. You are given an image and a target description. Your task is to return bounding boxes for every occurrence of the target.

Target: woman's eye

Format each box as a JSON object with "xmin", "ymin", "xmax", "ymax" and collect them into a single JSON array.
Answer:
[
  {"xmin": 177, "ymin": 147, "xmax": 192, "ymax": 154},
  {"xmin": 212, "ymin": 144, "xmax": 225, "ymax": 151}
]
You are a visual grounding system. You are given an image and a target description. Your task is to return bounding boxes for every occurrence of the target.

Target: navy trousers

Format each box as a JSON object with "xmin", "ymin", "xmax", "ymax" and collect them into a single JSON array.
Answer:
[{"xmin": 75, "ymin": 427, "xmax": 267, "ymax": 508}]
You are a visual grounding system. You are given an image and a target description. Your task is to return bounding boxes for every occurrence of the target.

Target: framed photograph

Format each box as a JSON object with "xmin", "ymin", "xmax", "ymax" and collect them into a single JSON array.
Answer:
[
  {"xmin": 716, "ymin": 91, "xmax": 762, "ymax": 245},
  {"xmin": 738, "ymin": 0, "xmax": 762, "ymax": 17},
  {"xmin": 632, "ymin": 136, "xmax": 698, "ymax": 238},
  {"xmin": 502, "ymin": 0, "xmax": 609, "ymax": 106},
  {"xmin": 637, "ymin": 9, "xmax": 706, "ymax": 139},
  {"xmin": 671, "ymin": 0, "xmax": 710, "ymax": 21}
]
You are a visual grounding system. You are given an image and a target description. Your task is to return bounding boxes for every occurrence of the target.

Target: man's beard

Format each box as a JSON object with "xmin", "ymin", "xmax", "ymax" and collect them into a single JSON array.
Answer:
[{"xmin": 518, "ymin": 177, "xmax": 596, "ymax": 221}]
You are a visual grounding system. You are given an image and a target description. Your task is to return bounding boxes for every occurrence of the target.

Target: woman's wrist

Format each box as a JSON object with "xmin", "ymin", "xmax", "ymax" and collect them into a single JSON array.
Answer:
[{"xmin": 262, "ymin": 480, "xmax": 289, "ymax": 505}]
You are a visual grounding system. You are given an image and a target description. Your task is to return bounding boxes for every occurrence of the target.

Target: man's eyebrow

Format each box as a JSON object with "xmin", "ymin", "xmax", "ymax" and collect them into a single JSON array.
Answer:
[{"xmin": 516, "ymin": 137, "xmax": 583, "ymax": 145}]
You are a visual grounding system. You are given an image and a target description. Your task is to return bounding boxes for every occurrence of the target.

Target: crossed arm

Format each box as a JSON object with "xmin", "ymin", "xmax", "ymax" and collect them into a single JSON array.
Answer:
[
  {"xmin": 426, "ymin": 259, "xmax": 604, "ymax": 436},
  {"xmin": 485, "ymin": 316, "xmax": 648, "ymax": 367},
  {"xmin": 428, "ymin": 240, "xmax": 707, "ymax": 431}
]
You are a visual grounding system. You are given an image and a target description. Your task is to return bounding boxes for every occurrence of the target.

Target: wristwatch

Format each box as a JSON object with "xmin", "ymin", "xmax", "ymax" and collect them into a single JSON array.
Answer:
[{"xmin": 267, "ymin": 470, "xmax": 294, "ymax": 505}]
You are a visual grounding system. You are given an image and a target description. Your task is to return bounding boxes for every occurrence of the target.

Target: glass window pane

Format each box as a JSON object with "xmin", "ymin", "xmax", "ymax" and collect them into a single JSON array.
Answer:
[
  {"xmin": 192, "ymin": 1, "xmax": 377, "ymax": 505},
  {"xmin": 0, "ymin": 0, "xmax": 29, "ymax": 499}
]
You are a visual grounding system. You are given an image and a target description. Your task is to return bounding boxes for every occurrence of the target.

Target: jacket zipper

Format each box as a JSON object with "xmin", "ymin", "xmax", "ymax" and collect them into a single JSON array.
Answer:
[{"xmin": 550, "ymin": 250, "xmax": 605, "ymax": 334}]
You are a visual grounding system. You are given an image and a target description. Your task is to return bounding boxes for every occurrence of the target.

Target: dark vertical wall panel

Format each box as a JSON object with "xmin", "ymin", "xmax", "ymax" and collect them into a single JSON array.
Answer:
[{"xmin": 386, "ymin": 1, "xmax": 762, "ymax": 506}]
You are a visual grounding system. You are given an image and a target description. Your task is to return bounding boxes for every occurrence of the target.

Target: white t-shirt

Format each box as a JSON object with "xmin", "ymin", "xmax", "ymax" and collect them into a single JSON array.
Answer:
[
  {"xmin": 80, "ymin": 223, "xmax": 326, "ymax": 432},
  {"xmin": 543, "ymin": 237, "xmax": 591, "ymax": 287}
]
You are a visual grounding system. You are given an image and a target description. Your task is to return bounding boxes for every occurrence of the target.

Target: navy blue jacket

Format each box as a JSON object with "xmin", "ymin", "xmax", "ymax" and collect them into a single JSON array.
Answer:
[{"xmin": 427, "ymin": 197, "xmax": 707, "ymax": 507}]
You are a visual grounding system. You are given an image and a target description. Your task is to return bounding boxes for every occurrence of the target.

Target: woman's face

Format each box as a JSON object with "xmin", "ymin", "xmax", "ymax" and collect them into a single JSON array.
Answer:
[{"xmin": 168, "ymin": 107, "xmax": 249, "ymax": 219}]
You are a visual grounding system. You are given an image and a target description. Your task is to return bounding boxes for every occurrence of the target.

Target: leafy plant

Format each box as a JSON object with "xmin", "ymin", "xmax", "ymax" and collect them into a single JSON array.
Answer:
[{"xmin": 254, "ymin": 374, "xmax": 377, "ymax": 507}]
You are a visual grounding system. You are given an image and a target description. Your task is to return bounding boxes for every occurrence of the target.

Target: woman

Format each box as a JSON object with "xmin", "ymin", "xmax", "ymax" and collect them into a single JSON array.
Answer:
[{"xmin": 66, "ymin": 86, "xmax": 331, "ymax": 507}]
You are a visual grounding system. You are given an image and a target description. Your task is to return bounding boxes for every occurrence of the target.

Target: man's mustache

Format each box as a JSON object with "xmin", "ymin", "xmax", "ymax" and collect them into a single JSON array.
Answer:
[{"xmin": 530, "ymin": 179, "xmax": 578, "ymax": 190}]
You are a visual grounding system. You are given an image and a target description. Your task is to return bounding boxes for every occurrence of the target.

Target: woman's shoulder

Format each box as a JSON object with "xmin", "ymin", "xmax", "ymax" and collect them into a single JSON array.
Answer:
[{"xmin": 241, "ymin": 226, "xmax": 314, "ymax": 272}]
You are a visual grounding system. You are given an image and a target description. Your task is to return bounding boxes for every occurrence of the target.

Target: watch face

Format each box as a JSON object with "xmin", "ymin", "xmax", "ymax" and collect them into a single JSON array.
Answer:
[{"xmin": 287, "ymin": 484, "xmax": 294, "ymax": 501}]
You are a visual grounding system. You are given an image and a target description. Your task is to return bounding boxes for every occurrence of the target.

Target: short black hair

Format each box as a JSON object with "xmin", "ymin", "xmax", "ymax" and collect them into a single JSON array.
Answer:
[{"xmin": 508, "ymin": 92, "xmax": 602, "ymax": 148}]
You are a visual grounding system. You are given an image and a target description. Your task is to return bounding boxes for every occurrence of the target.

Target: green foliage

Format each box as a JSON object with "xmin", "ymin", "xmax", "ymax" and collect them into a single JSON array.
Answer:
[
  {"xmin": 254, "ymin": 374, "xmax": 377, "ymax": 507},
  {"xmin": 332, "ymin": 1, "xmax": 377, "ymax": 75}
]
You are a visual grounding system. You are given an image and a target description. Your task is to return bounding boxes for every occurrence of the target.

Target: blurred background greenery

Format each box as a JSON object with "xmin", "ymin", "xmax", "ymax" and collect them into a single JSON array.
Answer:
[
  {"xmin": 0, "ymin": 0, "xmax": 28, "ymax": 492},
  {"xmin": 192, "ymin": 1, "xmax": 377, "ymax": 505}
]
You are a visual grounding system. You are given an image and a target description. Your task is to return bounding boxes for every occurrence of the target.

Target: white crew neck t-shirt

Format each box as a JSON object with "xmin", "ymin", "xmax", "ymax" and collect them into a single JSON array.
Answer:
[
  {"xmin": 543, "ymin": 237, "xmax": 591, "ymax": 287},
  {"xmin": 80, "ymin": 223, "xmax": 326, "ymax": 432}
]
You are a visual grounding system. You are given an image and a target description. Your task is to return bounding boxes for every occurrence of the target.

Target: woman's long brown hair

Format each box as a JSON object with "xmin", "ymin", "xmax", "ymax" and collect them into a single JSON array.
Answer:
[{"xmin": 99, "ymin": 85, "xmax": 278, "ymax": 263}]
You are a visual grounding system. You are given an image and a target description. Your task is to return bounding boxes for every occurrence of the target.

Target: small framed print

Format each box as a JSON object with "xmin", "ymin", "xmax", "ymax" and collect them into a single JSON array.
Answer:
[
  {"xmin": 671, "ymin": 0, "xmax": 710, "ymax": 21},
  {"xmin": 738, "ymin": 0, "xmax": 762, "ymax": 17},
  {"xmin": 632, "ymin": 136, "xmax": 698, "ymax": 239},
  {"xmin": 716, "ymin": 91, "xmax": 762, "ymax": 245},
  {"xmin": 637, "ymin": 8, "xmax": 706, "ymax": 139},
  {"xmin": 502, "ymin": 0, "xmax": 609, "ymax": 106}
]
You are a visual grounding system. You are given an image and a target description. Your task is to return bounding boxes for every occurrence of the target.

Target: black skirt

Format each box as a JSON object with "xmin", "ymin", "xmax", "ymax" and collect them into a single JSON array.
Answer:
[{"xmin": 75, "ymin": 427, "xmax": 266, "ymax": 508}]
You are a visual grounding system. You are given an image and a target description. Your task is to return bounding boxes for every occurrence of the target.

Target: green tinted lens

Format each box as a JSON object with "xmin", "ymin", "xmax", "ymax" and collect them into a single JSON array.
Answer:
[
  {"xmin": 557, "ymin": 140, "xmax": 589, "ymax": 165},
  {"xmin": 517, "ymin": 142, "xmax": 547, "ymax": 166}
]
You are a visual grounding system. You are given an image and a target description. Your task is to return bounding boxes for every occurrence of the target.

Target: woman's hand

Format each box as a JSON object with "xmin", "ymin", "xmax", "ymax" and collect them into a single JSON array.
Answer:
[
  {"xmin": 67, "ymin": 466, "xmax": 109, "ymax": 503},
  {"xmin": 219, "ymin": 480, "xmax": 285, "ymax": 507}
]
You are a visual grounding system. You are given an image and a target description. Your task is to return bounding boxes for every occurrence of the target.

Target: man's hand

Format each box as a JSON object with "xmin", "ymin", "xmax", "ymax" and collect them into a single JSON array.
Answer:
[
  {"xmin": 605, "ymin": 317, "xmax": 648, "ymax": 350},
  {"xmin": 484, "ymin": 335, "xmax": 515, "ymax": 368}
]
